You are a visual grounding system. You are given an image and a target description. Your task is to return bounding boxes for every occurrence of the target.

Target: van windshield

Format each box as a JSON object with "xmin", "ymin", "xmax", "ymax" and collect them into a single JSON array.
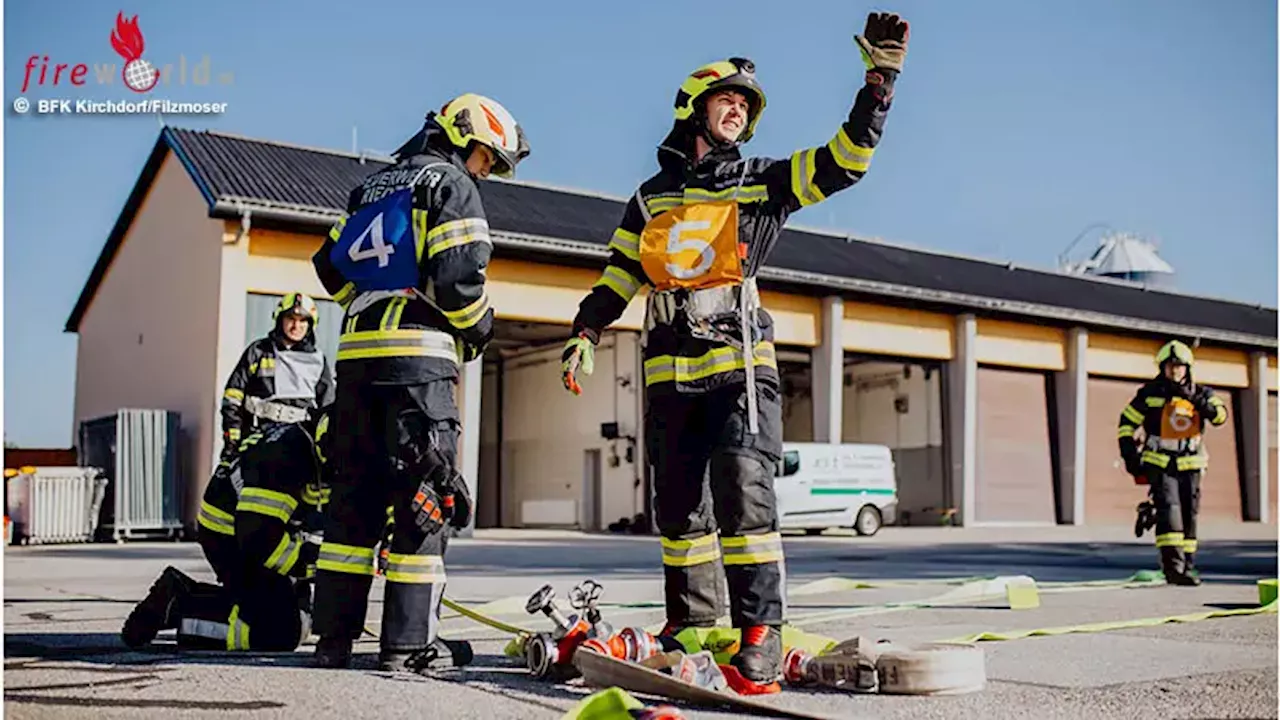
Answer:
[{"xmin": 778, "ymin": 450, "xmax": 800, "ymax": 477}]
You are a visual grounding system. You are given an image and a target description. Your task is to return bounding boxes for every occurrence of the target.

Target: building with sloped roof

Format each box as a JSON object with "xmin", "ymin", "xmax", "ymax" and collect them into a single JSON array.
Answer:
[{"xmin": 66, "ymin": 127, "xmax": 1279, "ymax": 533}]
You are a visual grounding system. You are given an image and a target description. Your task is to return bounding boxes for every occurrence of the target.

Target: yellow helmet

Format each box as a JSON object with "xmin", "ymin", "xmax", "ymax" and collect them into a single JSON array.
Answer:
[
  {"xmin": 1155, "ymin": 340, "xmax": 1194, "ymax": 367},
  {"xmin": 673, "ymin": 57, "xmax": 767, "ymax": 143},
  {"xmin": 274, "ymin": 292, "xmax": 318, "ymax": 324},
  {"xmin": 433, "ymin": 93, "xmax": 530, "ymax": 179}
]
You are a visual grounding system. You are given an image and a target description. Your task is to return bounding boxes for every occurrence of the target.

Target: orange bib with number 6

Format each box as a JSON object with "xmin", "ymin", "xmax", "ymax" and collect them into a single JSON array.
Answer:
[
  {"xmin": 1159, "ymin": 397, "xmax": 1201, "ymax": 440},
  {"xmin": 639, "ymin": 201, "xmax": 743, "ymax": 292}
]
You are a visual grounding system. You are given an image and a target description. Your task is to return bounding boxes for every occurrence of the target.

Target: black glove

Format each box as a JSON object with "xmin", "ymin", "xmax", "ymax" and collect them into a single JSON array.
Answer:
[
  {"xmin": 855, "ymin": 12, "xmax": 910, "ymax": 73},
  {"xmin": 439, "ymin": 467, "xmax": 474, "ymax": 530},
  {"xmin": 1124, "ymin": 454, "xmax": 1144, "ymax": 478},
  {"xmin": 410, "ymin": 479, "xmax": 449, "ymax": 536}
]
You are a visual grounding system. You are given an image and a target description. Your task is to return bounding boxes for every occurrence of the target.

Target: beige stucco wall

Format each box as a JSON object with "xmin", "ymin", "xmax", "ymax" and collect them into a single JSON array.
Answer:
[
  {"xmin": 72, "ymin": 152, "xmax": 225, "ymax": 526},
  {"xmin": 498, "ymin": 332, "xmax": 644, "ymax": 529}
]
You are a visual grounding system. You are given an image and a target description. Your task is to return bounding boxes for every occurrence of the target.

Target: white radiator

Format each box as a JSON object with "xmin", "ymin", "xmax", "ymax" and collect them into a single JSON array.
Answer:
[
  {"xmin": 520, "ymin": 499, "xmax": 578, "ymax": 527},
  {"xmin": 6, "ymin": 467, "xmax": 107, "ymax": 545}
]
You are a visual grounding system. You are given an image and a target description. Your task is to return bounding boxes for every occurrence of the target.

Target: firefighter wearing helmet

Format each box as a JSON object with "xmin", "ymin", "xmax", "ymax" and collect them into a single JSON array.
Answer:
[
  {"xmin": 219, "ymin": 292, "xmax": 334, "ymax": 462},
  {"xmin": 1117, "ymin": 340, "xmax": 1229, "ymax": 586},
  {"xmin": 309, "ymin": 93, "xmax": 528, "ymax": 671},
  {"xmin": 560, "ymin": 13, "xmax": 909, "ymax": 692}
]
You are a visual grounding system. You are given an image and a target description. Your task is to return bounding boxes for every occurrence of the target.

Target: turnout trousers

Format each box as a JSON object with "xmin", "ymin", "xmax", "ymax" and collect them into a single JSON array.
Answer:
[
  {"xmin": 312, "ymin": 380, "xmax": 457, "ymax": 653},
  {"xmin": 647, "ymin": 381, "xmax": 787, "ymax": 629},
  {"xmin": 1144, "ymin": 467, "xmax": 1201, "ymax": 576}
]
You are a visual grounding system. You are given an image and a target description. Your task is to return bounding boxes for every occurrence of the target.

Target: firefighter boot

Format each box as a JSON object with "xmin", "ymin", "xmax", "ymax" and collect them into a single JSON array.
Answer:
[
  {"xmin": 314, "ymin": 636, "xmax": 353, "ymax": 669},
  {"xmin": 1185, "ymin": 552, "xmax": 1201, "ymax": 582},
  {"xmin": 121, "ymin": 566, "xmax": 194, "ymax": 648},
  {"xmin": 392, "ymin": 637, "xmax": 475, "ymax": 674},
  {"xmin": 1160, "ymin": 546, "xmax": 1200, "ymax": 586},
  {"xmin": 723, "ymin": 625, "xmax": 783, "ymax": 694}
]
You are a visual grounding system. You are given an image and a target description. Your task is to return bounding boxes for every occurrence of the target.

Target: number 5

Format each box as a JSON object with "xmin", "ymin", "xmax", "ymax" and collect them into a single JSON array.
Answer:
[
  {"xmin": 348, "ymin": 212, "xmax": 395, "ymax": 268},
  {"xmin": 666, "ymin": 220, "xmax": 714, "ymax": 279}
]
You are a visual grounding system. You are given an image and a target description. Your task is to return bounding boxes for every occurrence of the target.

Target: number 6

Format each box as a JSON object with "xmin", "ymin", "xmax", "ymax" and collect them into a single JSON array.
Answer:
[{"xmin": 665, "ymin": 220, "xmax": 714, "ymax": 279}]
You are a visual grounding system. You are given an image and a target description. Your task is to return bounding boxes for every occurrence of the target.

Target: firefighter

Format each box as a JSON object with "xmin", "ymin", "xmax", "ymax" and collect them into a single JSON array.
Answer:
[
  {"xmin": 559, "ymin": 13, "xmax": 909, "ymax": 692},
  {"xmin": 1117, "ymin": 340, "xmax": 1229, "ymax": 586},
  {"xmin": 308, "ymin": 93, "xmax": 524, "ymax": 671},
  {"xmin": 220, "ymin": 292, "xmax": 335, "ymax": 460},
  {"xmin": 121, "ymin": 409, "xmax": 331, "ymax": 651}
]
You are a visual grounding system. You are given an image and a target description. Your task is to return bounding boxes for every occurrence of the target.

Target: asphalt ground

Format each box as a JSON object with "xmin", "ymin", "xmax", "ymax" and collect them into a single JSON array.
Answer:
[{"xmin": 4, "ymin": 523, "xmax": 1278, "ymax": 720}]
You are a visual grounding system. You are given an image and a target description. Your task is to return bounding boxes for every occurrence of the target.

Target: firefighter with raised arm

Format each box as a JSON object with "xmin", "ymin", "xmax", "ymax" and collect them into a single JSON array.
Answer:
[
  {"xmin": 309, "ymin": 94, "xmax": 528, "ymax": 672},
  {"xmin": 559, "ymin": 13, "xmax": 908, "ymax": 693},
  {"xmin": 219, "ymin": 293, "xmax": 335, "ymax": 459},
  {"xmin": 121, "ymin": 409, "xmax": 331, "ymax": 652},
  {"xmin": 1117, "ymin": 340, "xmax": 1229, "ymax": 586}
]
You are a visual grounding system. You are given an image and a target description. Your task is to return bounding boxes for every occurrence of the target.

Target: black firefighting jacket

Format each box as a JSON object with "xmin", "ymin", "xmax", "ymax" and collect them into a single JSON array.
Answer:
[
  {"xmin": 220, "ymin": 329, "xmax": 334, "ymax": 452},
  {"xmin": 197, "ymin": 417, "xmax": 331, "ymax": 580},
  {"xmin": 1118, "ymin": 376, "xmax": 1228, "ymax": 474},
  {"xmin": 571, "ymin": 71, "xmax": 898, "ymax": 396},
  {"xmin": 312, "ymin": 140, "xmax": 495, "ymax": 386}
]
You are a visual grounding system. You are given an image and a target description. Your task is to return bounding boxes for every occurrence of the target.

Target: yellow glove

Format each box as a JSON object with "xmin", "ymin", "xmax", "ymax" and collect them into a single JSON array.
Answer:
[
  {"xmin": 561, "ymin": 331, "xmax": 597, "ymax": 396},
  {"xmin": 855, "ymin": 11, "xmax": 910, "ymax": 73}
]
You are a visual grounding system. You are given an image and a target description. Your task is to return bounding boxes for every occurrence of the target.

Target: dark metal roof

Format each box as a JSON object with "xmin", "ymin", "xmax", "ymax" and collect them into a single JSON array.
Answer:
[{"xmin": 66, "ymin": 127, "xmax": 1277, "ymax": 349}]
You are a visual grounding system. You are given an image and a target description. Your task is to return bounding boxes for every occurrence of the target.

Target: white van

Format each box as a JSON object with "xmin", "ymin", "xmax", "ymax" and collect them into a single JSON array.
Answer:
[{"xmin": 773, "ymin": 442, "xmax": 898, "ymax": 536}]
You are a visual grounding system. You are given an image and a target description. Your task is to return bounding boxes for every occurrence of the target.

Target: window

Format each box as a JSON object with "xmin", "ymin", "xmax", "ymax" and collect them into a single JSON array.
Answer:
[
  {"xmin": 244, "ymin": 292, "xmax": 342, "ymax": 368},
  {"xmin": 777, "ymin": 450, "xmax": 801, "ymax": 477}
]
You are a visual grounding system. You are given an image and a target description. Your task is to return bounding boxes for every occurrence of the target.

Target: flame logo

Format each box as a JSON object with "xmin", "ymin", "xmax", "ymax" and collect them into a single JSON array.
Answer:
[
  {"xmin": 110, "ymin": 12, "xmax": 145, "ymax": 62},
  {"xmin": 480, "ymin": 104, "xmax": 508, "ymax": 146}
]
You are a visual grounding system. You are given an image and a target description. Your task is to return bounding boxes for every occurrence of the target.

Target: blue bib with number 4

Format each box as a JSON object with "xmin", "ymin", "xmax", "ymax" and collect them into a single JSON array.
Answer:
[{"xmin": 330, "ymin": 188, "xmax": 420, "ymax": 292}]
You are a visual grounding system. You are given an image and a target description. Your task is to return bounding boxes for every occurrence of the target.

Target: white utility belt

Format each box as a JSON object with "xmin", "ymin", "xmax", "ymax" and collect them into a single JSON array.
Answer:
[
  {"xmin": 645, "ymin": 278, "xmax": 761, "ymax": 330},
  {"xmin": 1146, "ymin": 435, "xmax": 1202, "ymax": 453},
  {"xmin": 244, "ymin": 396, "xmax": 310, "ymax": 424}
]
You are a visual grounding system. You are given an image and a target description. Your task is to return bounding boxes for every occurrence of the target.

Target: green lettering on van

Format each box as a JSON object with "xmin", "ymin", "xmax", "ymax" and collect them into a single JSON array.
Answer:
[{"xmin": 809, "ymin": 488, "xmax": 895, "ymax": 496}]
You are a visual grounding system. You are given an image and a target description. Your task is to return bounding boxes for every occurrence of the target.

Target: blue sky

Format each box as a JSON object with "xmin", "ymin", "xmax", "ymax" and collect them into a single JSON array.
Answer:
[{"xmin": 3, "ymin": 0, "xmax": 1276, "ymax": 447}]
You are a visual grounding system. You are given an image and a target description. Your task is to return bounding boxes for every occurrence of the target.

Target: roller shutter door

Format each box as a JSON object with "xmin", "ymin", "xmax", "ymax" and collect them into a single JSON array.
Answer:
[
  {"xmin": 975, "ymin": 367, "xmax": 1056, "ymax": 523},
  {"xmin": 1198, "ymin": 388, "xmax": 1242, "ymax": 522},
  {"xmin": 1269, "ymin": 393, "xmax": 1277, "ymax": 524},
  {"xmin": 1084, "ymin": 377, "xmax": 1147, "ymax": 525}
]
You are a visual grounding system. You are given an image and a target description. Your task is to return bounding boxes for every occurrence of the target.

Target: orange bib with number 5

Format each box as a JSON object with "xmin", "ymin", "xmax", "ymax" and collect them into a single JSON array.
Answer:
[
  {"xmin": 639, "ymin": 201, "xmax": 743, "ymax": 292},
  {"xmin": 1159, "ymin": 397, "xmax": 1201, "ymax": 440}
]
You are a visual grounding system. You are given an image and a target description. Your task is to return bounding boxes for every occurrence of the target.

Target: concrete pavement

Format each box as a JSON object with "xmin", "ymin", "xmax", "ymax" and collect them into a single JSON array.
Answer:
[{"xmin": 4, "ymin": 528, "xmax": 1277, "ymax": 720}]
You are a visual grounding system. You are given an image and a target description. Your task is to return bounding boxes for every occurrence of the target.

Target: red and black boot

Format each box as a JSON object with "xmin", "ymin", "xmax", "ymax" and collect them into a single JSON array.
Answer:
[{"xmin": 721, "ymin": 625, "xmax": 783, "ymax": 694}]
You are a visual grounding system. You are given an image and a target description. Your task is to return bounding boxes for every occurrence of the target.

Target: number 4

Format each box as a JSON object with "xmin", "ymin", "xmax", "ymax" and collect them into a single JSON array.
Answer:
[{"xmin": 348, "ymin": 212, "xmax": 395, "ymax": 268}]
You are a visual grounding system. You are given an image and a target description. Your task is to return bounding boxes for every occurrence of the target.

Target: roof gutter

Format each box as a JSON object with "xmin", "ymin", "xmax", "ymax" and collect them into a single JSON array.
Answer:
[{"xmin": 205, "ymin": 200, "xmax": 1277, "ymax": 349}]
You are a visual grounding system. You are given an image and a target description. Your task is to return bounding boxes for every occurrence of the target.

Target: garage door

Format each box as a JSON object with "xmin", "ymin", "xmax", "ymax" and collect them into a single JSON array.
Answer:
[
  {"xmin": 1269, "ymin": 393, "xmax": 1277, "ymax": 524},
  {"xmin": 1085, "ymin": 378, "xmax": 1148, "ymax": 524},
  {"xmin": 1198, "ymin": 389, "xmax": 1242, "ymax": 522},
  {"xmin": 975, "ymin": 367, "xmax": 1056, "ymax": 523}
]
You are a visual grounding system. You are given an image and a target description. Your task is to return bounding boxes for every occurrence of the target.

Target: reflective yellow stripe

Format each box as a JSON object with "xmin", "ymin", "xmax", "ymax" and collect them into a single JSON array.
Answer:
[
  {"xmin": 380, "ymin": 297, "xmax": 408, "ymax": 331},
  {"xmin": 265, "ymin": 533, "xmax": 303, "ymax": 575},
  {"xmin": 1145, "ymin": 397, "xmax": 1166, "ymax": 407},
  {"xmin": 608, "ymin": 228, "xmax": 641, "ymax": 261},
  {"xmin": 197, "ymin": 501, "xmax": 235, "ymax": 536},
  {"xmin": 223, "ymin": 388, "xmax": 244, "ymax": 405},
  {"xmin": 1176, "ymin": 454, "xmax": 1208, "ymax": 471},
  {"xmin": 1123, "ymin": 405, "xmax": 1145, "ymax": 424},
  {"xmin": 1117, "ymin": 425, "xmax": 1136, "ymax": 439},
  {"xmin": 317, "ymin": 542, "xmax": 376, "ymax": 576},
  {"xmin": 645, "ymin": 194, "xmax": 682, "ymax": 216},
  {"xmin": 227, "ymin": 427, "xmax": 241, "ymax": 442},
  {"xmin": 683, "ymin": 184, "xmax": 769, "ymax": 205},
  {"xmin": 827, "ymin": 127, "xmax": 874, "ymax": 172},
  {"xmin": 384, "ymin": 553, "xmax": 446, "ymax": 584},
  {"xmin": 412, "ymin": 208, "xmax": 429, "ymax": 260},
  {"xmin": 593, "ymin": 265, "xmax": 643, "ymax": 303},
  {"xmin": 1141, "ymin": 450, "xmax": 1170, "ymax": 468},
  {"xmin": 1155, "ymin": 532, "xmax": 1184, "ymax": 548},
  {"xmin": 441, "ymin": 294, "xmax": 491, "ymax": 330},
  {"xmin": 790, "ymin": 148, "xmax": 826, "ymax": 207},
  {"xmin": 333, "ymin": 281, "xmax": 356, "ymax": 310},
  {"xmin": 328, "ymin": 216, "xmax": 347, "ymax": 242},
  {"xmin": 426, "ymin": 217, "xmax": 491, "ymax": 259},
  {"xmin": 237, "ymin": 487, "xmax": 298, "ymax": 523},
  {"xmin": 1182, "ymin": 538, "xmax": 1198, "ymax": 553},
  {"xmin": 661, "ymin": 534, "xmax": 721, "ymax": 568},
  {"xmin": 226, "ymin": 605, "xmax": 251, "ymax": 650},
  {"xmin": 302, "ymin": 486, "xmax": 332, "ymax": 507},
  {"xmin": 644, "ymin": 341, "xmax": 777, "ymax": 386},
  {"xmin": 337, "ymin": 328, "xmax": 458, "ymax": 363},
  {"xmin": 345, "ymin": 313, "xmax": 359, "ymax": 334},
  {"xmin": 721, "ymin": 532, "xmax": 785, "ymax": 566}
]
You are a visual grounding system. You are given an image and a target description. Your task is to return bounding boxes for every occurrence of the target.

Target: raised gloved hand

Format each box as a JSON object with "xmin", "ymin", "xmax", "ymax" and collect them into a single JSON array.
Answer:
[
  {"xmin": 561, "ymin": 328, "xmax": 599, "ymax": 396},
  {"xmin": 855, "ymin": 11, "xmax": 910, "ymax": 73}
]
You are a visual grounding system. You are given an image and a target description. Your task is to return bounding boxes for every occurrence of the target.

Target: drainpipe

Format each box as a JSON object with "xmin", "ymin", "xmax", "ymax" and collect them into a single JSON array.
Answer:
[{"xmin": 231, "ymin": 204, "xmax": 252, "ymax": 245}]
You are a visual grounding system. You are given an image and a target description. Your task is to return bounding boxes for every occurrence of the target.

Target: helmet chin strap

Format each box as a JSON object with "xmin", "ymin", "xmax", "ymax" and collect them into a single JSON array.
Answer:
[{"xmin": 693, "ymin": 112, "xmax": 740, "ymax": 152}]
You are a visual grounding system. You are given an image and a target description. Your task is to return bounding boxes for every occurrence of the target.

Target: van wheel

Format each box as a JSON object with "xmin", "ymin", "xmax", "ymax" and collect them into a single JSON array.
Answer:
[
  {"xmin": 854, "ymin": 506, "xmax": 882, "ymax": 537},
  {"xmin": 804, "ymin": 528, "xmax": 824, "ymax": 536}
]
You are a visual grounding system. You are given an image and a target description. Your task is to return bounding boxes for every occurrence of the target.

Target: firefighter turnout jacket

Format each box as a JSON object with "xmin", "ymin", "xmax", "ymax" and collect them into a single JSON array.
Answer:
[
  {"xmin": 1117, "ymin": 378, "xmax": 1228, "ymax": 475},
  {"xmin": 197, "ymin": 415, "xmax": 332, "ymax": 580},
  {"xmin": 312, "ymin": 147, "xmax": 495, "ymax": 386},
  {"xmin": 220, "ymin": 330, "xmax": 334, "ymax": 452},
  {"xmin": 571, "ymin": 72, "xmax": 897, "ymax": 396}
]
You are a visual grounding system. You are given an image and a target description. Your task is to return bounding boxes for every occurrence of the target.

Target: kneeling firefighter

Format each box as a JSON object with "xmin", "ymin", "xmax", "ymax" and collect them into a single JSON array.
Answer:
[
  {"xmin": 1117, "ymin": 340, "xmax": 1228, "ymax": 585},
  {"xmin": 219, "ymin": 292, "xmax": 335, "ymax": 460},
  {"xmin": 559, "ymin": 13, "xmax": 909, "ymax": 692},
  {"xmin": 121, "ymin": 409, "xmax": 332, "ymax": 651},
  {"xmin": 309, "ymin": 93, "xmax": 521, "ymax": 671}
]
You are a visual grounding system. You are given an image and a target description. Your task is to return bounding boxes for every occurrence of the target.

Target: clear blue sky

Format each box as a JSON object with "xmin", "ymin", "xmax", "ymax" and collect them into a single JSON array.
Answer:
[{"xmin": 4, "ymin": 0, "xmax": 1276, "ymax": 447}]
